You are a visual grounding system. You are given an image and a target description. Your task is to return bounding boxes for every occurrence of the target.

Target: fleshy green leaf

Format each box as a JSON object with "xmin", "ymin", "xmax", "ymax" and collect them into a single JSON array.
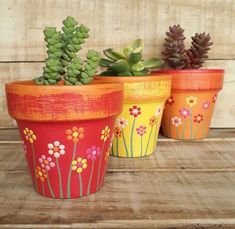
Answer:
[
  {"xmin": 99, "ymin": 58, "xmax": 115, "ymax": 67},
  {"xmin": 131, "ymin": 61, "xmax": 144, "ymax": 71},
  {"xmin": 128, "ymin": 53, "xmax": 142, "ymax": 64},
  {"xmin": 109, "ymin": 60, "xmax": 129, "ymax": 73},
  {"xmin": 143, "ymin": 57, "xmax": 163, "ymax": 69},
  {"xmin": 132, "ymin": 69, "xmax": 150, "ymax": 76},
  {"xmin": 103, "ymin": 48, "xmax": 125, "ymax": 60}
]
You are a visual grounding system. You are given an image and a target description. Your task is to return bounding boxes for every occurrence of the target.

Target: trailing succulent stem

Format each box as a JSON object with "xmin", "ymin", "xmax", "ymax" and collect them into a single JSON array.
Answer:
[
  {"xmin": 162, "ymin": 25, "xmax": 213, "ymax": 69},
  {"xmin": 100, "ymin": 39, "xmax": 162, "ymax": 76},
  {"xmin": 34, "ymin": 16, "xmax": 100, "ymax": 85}
]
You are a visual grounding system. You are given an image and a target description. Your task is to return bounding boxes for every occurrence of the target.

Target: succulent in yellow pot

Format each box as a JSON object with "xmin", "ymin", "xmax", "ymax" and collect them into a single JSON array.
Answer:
[{"xmin": 96, "ymin": 39, "xmax": 172, "ymax": 158}]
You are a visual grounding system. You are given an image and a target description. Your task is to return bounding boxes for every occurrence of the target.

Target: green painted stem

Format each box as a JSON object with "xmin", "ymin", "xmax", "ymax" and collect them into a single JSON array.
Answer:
[
  {"xmin": 153, "ymin": 117, "xmax": 159, "ymax": 152},
  {"xmin": 116, "ymin": 137, "xmax": 119, "ymax": 157},
  {"xmin": 145, "ymin": 126, "xmax": 153, "ymax": 156},
  {"xmin": 78, "ymin": 173, "xmax": 83, "ymax": 197},
  {"xmin": 140, "ymin": 136, "xmax": 143, "ymax": 157},
  {"xmin": 97, "ymin": 142, "xmax": 105, "ymax": 190},
  {"xmin": 47, "ymin": 174, "xmax": 55, "ymax": 198},
  {"xmin": 42, "ymin": 182, "xmax": 45, "ymax": 195},
  {"xmin": 122, "ymin": 129, "xmax": 129, "ymax": 157},
  {"xmin": 31, "ymin": 143, "xmax": 38, "ymax": 191},
  {"xmin": 176, "ymin": 127, "xmax": 180, "ymax": 139},
  {"xmin": 87, "ymin": 160, "xmax": 94, "ymax": 195},
  {"xmin": 67, "ymin": 143, "xmax": 77, "ymax": 198},
  {"xmin": 56, "ymin": 158, "xmax": 63, "ymax": 198},
  {"xmin": 181, "ymin": 119, "xmax": 187, "ymax": 139},
  {"xmin": 190, "ymin": 107, "xmax": 193, "ymax": 139},
  {"xmin": 111, "ymin": 142, "xmax": 114, "ymax": 155},
  {"xmin": 194, "ymin": 126, "xmax": 198, "ymax": 139},
  {"xmin": 130, "ymin": 118, "xmax": 136, "ymax": 157}
]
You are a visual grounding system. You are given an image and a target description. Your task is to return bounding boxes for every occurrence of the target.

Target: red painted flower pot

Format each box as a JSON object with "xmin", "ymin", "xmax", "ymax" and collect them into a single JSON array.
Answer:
[
  {"xmin": 5, "ymin": 80, "xmax": 123, "ymax": 198},
  {"xmin": 156, "ymin": 69, "xmax": 224, "ymax": 140}
]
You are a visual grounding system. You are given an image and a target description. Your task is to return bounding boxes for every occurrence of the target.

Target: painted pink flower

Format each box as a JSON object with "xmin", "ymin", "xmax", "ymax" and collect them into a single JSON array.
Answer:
[
  {"xmin": 171, "ymin": 117, "xmax": 182, "ymax": 127},
  {"xmin": 194, "ymin": 114, "xmax": 203, "ymax": 123},
  {"xmin": 166, "ymin": 96, "xmax": 175, "ymax": 105},
  {"xmin": 39, "ymin": 155, "xmax": 55, "ymax": 171},
  {"xmin": 86, "ymin": 146, "xmax": 101, "ymax": 161},
  {"xmin": 48, "ymin": 141, "xmax": 65, "ymax": 158},
  {"xmin": 179, "ymin": 108, "xmax": 190, "ymax": 118},
  {"xmin": 136, "ymin": 125, "xmax": 147, "ymax": 136},
  {"xmin": 212, "ymin": 94, "xmax": 217, "ymax": 103},
  {"xmin": 202, "ymin": 101, "xmax": 210, "ymax": 110},
  {"xmin": 129, "ymin": 105, "xmax": 141, "ymax": 118}
]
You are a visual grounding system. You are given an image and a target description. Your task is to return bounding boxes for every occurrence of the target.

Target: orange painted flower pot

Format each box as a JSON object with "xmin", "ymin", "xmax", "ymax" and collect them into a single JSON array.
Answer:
[
  {"xmin": 5, "ymin": 80, "xmax": 123, "ymax": 198},
  {"xmin": 95, "ymin": 75, "xmax": 172, "ymax": 157},
  {"xmin": 156, "ymin": 69, "xmax": 224, "ymax": 140}
]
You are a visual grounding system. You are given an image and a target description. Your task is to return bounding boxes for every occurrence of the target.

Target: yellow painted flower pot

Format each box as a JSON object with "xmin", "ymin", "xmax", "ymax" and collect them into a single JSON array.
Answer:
[{"xmin": 95, "ymin": 75, "xmax": 172, "ymax": 157}]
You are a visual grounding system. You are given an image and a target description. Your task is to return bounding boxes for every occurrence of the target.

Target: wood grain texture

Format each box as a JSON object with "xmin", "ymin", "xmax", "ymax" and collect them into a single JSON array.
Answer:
[
  {"xmin": 1, "ymin": 60, "xmax": 235, "ymax": 128},
  {"xmin": 0, "ymin": 129, "xmax": 235, "ymax": 228},
  {"xmin": 1, "ymin": 0, "xmax": 235, "ymax": 61}
]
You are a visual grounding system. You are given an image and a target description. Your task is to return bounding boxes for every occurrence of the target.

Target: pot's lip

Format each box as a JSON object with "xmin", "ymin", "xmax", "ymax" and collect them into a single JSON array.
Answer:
[
  {"xmin": 95, "ymin": 74, "xmax": 171, "ymax": 82},
  {"xmin": 6, "ymin": 79, "xmax": 124, "ymax": 91},
  {"xmin": 155, "ymin": 69, "xmax": 224, "ymax": 74}
]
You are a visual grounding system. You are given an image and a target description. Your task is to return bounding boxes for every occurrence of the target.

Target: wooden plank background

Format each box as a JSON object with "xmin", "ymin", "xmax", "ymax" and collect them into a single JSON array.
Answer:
[{"xmin": 1, "ymin": 0, "xmax": 235, "ymax": 127}]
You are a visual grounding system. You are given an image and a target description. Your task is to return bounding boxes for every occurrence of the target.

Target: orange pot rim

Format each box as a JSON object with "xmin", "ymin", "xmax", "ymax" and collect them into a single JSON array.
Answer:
[
  {"xmin": 95, "ymin": 74, "xmax": 172, "ymax": 102},
  {"xmin": 156, "ymin": 69, "xmax": 224, "ymax": 74},
  {"xmin": 153, "ymin": 69, "xmax": 224, "ymax": 91},
  {"xmin": 95, "ymin": 74, "xmax": 171, "ymax": 82},
  {"xmin": 5, "ymin": 80, "xmax": 124, "ymax": 121}
]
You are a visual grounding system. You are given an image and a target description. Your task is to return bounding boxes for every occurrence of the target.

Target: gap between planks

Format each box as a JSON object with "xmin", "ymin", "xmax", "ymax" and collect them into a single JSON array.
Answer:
[{"xmin": 1, "ymin": 218, "xmax": 235, "ymax": 228}]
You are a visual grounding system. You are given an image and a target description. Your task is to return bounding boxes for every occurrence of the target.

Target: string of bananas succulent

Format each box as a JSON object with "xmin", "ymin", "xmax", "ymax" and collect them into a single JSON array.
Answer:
[
  {"xmin": 99, "ymin": 39, "xmax": 162, "ymax": 76},
  {"xmin": 34, "ymin": 16, "xmax": 100, "ymax": 85}
]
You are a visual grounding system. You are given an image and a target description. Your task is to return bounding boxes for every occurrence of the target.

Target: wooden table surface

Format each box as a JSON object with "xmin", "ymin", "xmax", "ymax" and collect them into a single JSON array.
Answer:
[{"xmin": 0, "ymin": 128, "xmax": 235, "ymax": 228}]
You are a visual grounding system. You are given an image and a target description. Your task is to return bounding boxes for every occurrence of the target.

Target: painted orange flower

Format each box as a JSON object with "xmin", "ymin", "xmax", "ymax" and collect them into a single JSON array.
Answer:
[
  {"xmin": 72, "ymin": 157, "xmax": 87, "ymax": 174},
  {"xmin": 114, "ymin": 127, "xmax": 122, "ymax": 138},
  {"xmin": 105, "ymin": 150, "xmax": 110, "ymax": 161},
  {"xmin": 35, "ymin": 166, "xmax": 47, "ymax": 182},
  {"xmin": 149, "ymin": 116, "xmax": 157, "ymax": 127},
  {"xmin": 23, "ymin": 128, "xmax": 36, "ymax": 143},
  {"xmin": 66, "ymin": 127, "xmax": 84, "ymax": 143},
  {"xmin": 101, "ymin": 126, "xmax": 110, "ymax": 142}
]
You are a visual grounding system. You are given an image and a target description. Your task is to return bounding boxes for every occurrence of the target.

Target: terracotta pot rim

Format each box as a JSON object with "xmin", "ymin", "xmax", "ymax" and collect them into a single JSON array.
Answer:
[
  {"xmin": 6, "ymin": 79, "xmax": 124, "ymax": 93},
  {"xmin": 95, "ymin": 74, "xmax": 171, "ymax": 82},
  {"xmin": 6, "ymin": 80, "xmax": 124, "ymax": 121},
  {"xmin": 156, "ymin": 69, "xmax": 224, "ymax": 74}
]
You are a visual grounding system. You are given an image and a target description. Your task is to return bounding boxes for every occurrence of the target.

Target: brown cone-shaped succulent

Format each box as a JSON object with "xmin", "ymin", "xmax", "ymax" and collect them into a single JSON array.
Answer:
[
  {"xmin": 162, "ymin": 25, "xmax": 186, "ymax": 69},
  {"xmin": 185, "ymin": 33, "xmax": 213, "ymax": 69},
  {"xmin": 162, "ymin": 25, "xmax": 213, "ymax": 69}
]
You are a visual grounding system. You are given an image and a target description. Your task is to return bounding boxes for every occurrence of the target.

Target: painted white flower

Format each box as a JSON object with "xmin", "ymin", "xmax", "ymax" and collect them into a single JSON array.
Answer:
[
  {"xmin": 171, "ymin": 116, "xmax": 182, "ymax": 127},
  {"xmin": 116, "ymin": 117, "xmax": 128, "ymax": 128},
  {"xmin": 48, "ymin": 141, "xmax": 65, "ymax": 158}
]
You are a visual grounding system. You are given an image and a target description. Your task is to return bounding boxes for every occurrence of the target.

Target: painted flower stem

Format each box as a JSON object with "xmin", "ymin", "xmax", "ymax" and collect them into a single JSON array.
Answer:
[
  {"xmin": 130, "ymin": 118, "xmax": 136, "ymax": 157},
  {"xmin": 97, "ymin": 142, "xmax": 105, "ymax": 190},
  {"xmin": 168, "ymin": 110, "xmax": 172, "ymax": 136},
  {"xmin": 145, "ymin": 126, "xmax": 153, "ymax": 156},
  {"xmin": 181, "ymin": 119, "xmax": 187, "ymax": 139},
  {"xmin": 140, "ymin": 136, "xmax": 143, "ymax": 157},
  {"xmin": 122, "ymin": 130, "xmax": 129, "ymax": 157},
  {"xmin": 153, "ymin": 117, "xmax": 159, "ymax": 152},
  {"xmin": 56, "ymin": 158, "xmax": 63, "ymax": 198},
  {"xmin": 190, "ymin": 108, "xmax": 193, "ymax": 139},
  {"xmin": 78, "ymin": 173, "xmax": 83, "ymax": 197},
  {"xmin": 111, "ymin": 143, "xmax": 114, "ymax": 155},
  {"xmin": 42, "ymin": 182, "xmax": 45, "ymax": 195},
  {"xmin": 87, "ymin": 160, "xmax": 95, "ymax": 195},
  {"xmin": 47, "ymin": 173, "xmax": 55, "ymax": 198},
  {"xmin": 67, "ymin": 143, "xmax": 77, "ymax": 198},
  {"xmin": 116, "ymin": 137, "xmax": 119, "ymax": 157},
  {"xmin": 176, "ymin": 127, "xmax": 180, "ymax": 139},
  {"xmin": 194, "ymin": 126, "xmax": 198, "ymax": 138},
  {"xmin": 31, "ymin": 143, "xmax": 38, "ymax": 191}
]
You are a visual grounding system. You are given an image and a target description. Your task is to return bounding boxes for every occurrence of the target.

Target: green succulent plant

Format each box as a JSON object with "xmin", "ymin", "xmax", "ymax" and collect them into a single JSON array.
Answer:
[
  {"xmin": 99, "ymin": 39, "xmax": 163, "ymax": 76},
  {"xmin": 34, "ymin": 16, "xmax": 100, "ymax": 85}
]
